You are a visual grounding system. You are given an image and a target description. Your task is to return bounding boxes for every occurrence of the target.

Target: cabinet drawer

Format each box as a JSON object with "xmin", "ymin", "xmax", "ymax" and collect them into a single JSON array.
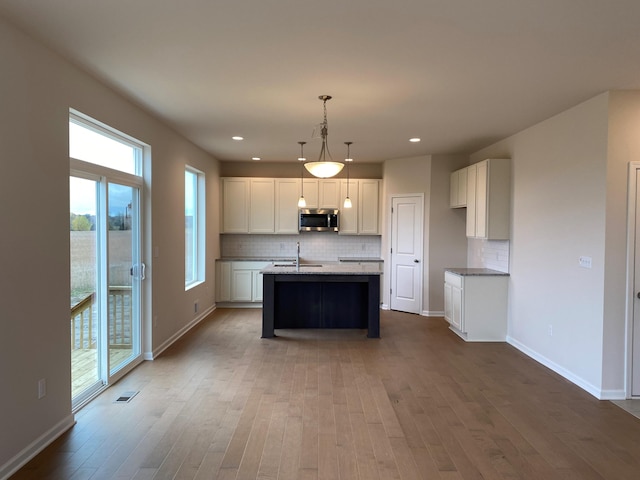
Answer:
[{"xmin": 444, "ymin": 271, "xmax": 462, "ymax": 289}]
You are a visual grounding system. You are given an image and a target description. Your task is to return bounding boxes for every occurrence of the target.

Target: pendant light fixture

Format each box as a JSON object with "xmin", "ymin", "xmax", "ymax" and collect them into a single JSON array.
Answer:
[
  {"xmin": 304, "ymin": 95, "xmax": 345, "ymax": 178},
  {"xmin": 297, "ymin": 141, "xmax": 307, "ymax": 208},
  {"xmin": 343, "ymin": 142, "xmax": 353, "ymax": 209}
]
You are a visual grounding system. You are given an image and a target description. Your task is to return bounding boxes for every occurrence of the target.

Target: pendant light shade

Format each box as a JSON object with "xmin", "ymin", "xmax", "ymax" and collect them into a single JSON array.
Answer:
[
  {"xmin": 304, "ymin": 95, "xmax": 344, "ymax": 178},
  {"xmin": 304, "ymin": 161, "xmax": 344, "ymax": 178}
]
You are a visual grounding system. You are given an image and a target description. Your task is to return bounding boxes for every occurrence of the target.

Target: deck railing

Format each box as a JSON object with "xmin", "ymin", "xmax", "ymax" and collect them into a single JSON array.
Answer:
[{"xmin": 70, "ymin": 287, "xmax": 132, "ymax": 350}]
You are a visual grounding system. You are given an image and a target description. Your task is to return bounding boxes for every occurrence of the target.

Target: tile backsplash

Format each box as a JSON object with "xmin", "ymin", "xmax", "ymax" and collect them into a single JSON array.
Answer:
[
  {"xmin": 221, "ymin": 234, "xmax": 382, "ymax": 262},
  {"xmin": 468, "ymin": 238, "xmax": 510, "ymax": 272}
]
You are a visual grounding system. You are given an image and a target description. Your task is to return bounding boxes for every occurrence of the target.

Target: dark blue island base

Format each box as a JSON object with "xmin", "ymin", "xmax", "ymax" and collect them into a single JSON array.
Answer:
[{"xmin": 262, "ymin": 273, "xmax": 380, "ymax": 338}]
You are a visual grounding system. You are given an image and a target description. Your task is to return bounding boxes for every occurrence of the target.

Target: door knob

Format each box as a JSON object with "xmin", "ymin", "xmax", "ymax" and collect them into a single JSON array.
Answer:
[
  {"xmin": 637, "ymin": 292, "xmax": 640, "ymax": 299},
  {"xmin": 414, "ymin": 259, "xmax": 420, "ymax": 263}
]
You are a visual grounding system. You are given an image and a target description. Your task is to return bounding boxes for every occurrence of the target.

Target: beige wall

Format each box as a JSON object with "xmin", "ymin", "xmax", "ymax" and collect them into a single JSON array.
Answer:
[
  {"xmin": 382, "ymin": 155, "xmax": 467, "ymax": 314},
  {"xmin": 428, "ymin": 154, "xmax": 469, "ymax": 311},
  {"xmin": 603, "ymin": 91, "xmax": 640, "ymax": 391},
  {"xmin": 220, "ymin": 160, "xmax": 382, "ymax": 179},
  {"xmin": 0, "ymin": 17, "xmax": 220, "ymax": 475},
  {"xmin": 470, "ymin": 93, "xmax": 612, "ymax": 396}
]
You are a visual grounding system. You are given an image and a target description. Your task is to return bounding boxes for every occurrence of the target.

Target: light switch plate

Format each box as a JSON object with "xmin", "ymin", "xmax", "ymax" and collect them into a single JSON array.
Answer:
[{"xmin": 579, "ymin": 256, "xmax": 592, "ymax": 269}]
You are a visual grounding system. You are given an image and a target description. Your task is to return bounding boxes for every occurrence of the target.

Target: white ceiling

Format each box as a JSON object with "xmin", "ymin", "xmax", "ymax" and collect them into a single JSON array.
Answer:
[{"xmin": 3, "ymin": 0, "xmax": 640, "ymax": 163}]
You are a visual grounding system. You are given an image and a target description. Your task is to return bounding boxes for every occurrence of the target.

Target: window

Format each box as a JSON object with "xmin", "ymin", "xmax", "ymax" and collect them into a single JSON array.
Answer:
[
  {"xmin": 69, "ymin": 111, "xmax": 141, "ymax": 175},
  {"xmin": 185, "ymin": 167, "xmax": 205, "ymax": 289}
]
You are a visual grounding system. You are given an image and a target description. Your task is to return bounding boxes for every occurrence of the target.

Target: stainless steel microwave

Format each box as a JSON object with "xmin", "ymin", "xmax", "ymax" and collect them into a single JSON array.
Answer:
[{"xmin": 299, "ymin": 209, "xmax": 339, "ymax": 232}]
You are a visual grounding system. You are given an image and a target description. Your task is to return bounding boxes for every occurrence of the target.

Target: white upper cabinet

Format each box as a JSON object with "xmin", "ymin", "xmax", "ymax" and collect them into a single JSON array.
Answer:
[
  {"xmin": 221, "ymin": 177, "xmax": 382, "ymax": 235},
  {"xmin": 222, "ymin": 178, "xmax": 250, "ymax": 233},
  {"xmin": 358, "ymin": 179, "xmax": 380, "ymax": 235},
  {"xmin": 221, "ymin": 177, "xmax": 275, "ymax": 233},
  {"xmin": 450, "ymin": 167, "xmax": 468, "ymax": 208},
  {"xmin": 338, "ymin": 179, "xmax": 380, "ymax": 235},
  {"xmin": 275, "ymin": 179, "xmax": 301, "ymax": 234},
  {"xmin": 301, "ymin": 179, "xmax": 319, "ymax": 209},
  {"xmin": 249, "ymin": 178, "xmax": 275, "ymax": 233},
  {"xmin": 466, "ymin": 158, "xmax": 510, "ymax": 240},
  {"xmin": 319, "ymin": 179, "xmax": 340, "ymax": 209},
  {"xmin": 339, "ymin": 179, "xmax": 359, "ymax": 235}
]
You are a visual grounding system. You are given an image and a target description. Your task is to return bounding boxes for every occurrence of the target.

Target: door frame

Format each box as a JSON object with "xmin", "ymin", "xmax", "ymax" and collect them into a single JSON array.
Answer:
[
  {"xmin": 387, "ymin": 193, "xmax": 424, "ymax": 314},
  {"xmin": 625, "ymin": 162, "xmax": 640, "ymax": 398},
  {"xmin": 70, "ymin": 160, "xmax": 146, "ymax": 409}
]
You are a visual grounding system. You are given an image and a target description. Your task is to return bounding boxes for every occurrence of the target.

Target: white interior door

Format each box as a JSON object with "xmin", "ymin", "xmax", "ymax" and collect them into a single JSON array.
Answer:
[
  {"xmin": 390, "ymin": 195, "xmax": 423, "ymax": 314},
  {"xmin": 632, "ymin": 169, "xmax": 640, "ymax": 396}
]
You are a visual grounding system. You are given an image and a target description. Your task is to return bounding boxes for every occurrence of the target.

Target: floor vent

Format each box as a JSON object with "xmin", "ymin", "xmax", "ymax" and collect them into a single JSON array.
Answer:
[{"xmin": 114, "ymin": 391, "xmax": 139, "ymax": 403}]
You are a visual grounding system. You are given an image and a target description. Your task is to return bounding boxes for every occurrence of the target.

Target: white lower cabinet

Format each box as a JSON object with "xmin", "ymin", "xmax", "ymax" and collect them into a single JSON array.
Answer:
[
  {"xmin": 444, "ymin": 271, "xmax": 508, "ymax": 341},
  {"xmin": 217, "ymin": 261, "xmax": 269, "ymax": 304}
]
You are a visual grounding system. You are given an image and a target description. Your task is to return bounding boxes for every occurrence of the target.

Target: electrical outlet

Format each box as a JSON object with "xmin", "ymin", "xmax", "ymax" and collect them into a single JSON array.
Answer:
[
  {"xmin": 38, "ymin": 379, "xmax": 46, "ymax": 399},
  {"xmin": 154, "ymin": 315, "xmax": 158, "ymax": 328},
  {"xmin": 194, "ymin": 301, "xmax": 199, "ymax": 313},
  {"xmin": 548, "ymin": 324, "xmax": 553, "ymax": 337}
]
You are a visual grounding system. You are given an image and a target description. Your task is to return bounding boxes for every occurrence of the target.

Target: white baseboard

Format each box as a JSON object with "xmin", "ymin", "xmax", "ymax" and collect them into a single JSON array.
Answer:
[
  {"xmin": 215, "ymin": 302, "xmax": 263, "ymax": 309},
  {"xmin": 1, "ymin": 414, "xmax": 75, "ymax": 480},
  {"xmin": 144, "ymin": 305, "xmax": 216, "ymax": 360},
  {"xmin": 422, "ymin": 310, "xmax": 444, "ymax": 317},
  {"xmin": 506, "ymin": 335, "xmax": 621, "ymax": 400}
]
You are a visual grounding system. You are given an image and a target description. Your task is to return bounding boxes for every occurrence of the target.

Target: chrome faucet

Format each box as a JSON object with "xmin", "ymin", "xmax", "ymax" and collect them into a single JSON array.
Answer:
[{"xmin": 296, "ymin": 242, "xmax": 300, "ymax": 271}]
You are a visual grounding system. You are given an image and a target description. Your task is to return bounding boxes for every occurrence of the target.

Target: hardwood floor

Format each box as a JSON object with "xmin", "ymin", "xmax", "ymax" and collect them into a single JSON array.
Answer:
[{"xmin": 12, "ymin": 308, "xmax": 640, "ymax": 479}]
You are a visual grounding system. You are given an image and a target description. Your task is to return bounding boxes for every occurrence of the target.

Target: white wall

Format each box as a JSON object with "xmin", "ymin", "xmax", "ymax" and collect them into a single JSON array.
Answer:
[
  {"xmin": 470, "ymin": 93, "xmax": 612, "ymax": 397},
  {"xmin": 0, "ymin": 17, "xmax": 220, "ymax": 476}
]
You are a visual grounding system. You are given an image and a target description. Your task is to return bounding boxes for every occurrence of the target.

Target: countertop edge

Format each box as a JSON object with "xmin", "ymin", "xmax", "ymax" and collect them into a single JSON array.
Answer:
[{"xmin": 445, "ymin": 268, "xmax": 510, "ymax": 276}]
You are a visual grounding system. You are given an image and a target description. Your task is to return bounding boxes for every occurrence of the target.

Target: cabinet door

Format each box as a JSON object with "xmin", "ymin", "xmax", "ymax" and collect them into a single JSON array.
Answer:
[
  {"xmin": 359, "ymin": 179, "xmax": 380, "ymax": 234},
  {"xmin": 275, "ymin": 179, "xmax": 300, "ymax": 234},
  {"xmin": 222, "ymin": 178, "xmax": 249, "ymax": 233},
  {"xmin": 231, "ymin": 270, "xmax": 253, "ymax": 301},
  {"xmin": 444, "ymin": 282, "xmax": 452, "ymax": 322},
  {"xmin": 339, "ymin": 180, "xmax": 358, "ymax": 235},
  {"xmin": 302, "ymin": 179, "xmax": 319, "ymax": 208},
  {"xmin": 475, "ymin": 160, "xmax": 488, "ymax": 238},
  {"xmin": 451, "ymin": 285, "xmax": 463, "ymax": 332},
  {"xmin": 457, "ymin": 168, "xmax": 467, "ymax": 206},
  {"xmin": 216, "ymin": 261, "xmax": 232, "ymax": 302},
  {"xmin": 319, "ymin": 179, "xmax": 340, "ymax": 209},
  {"xmin": 253, "ymin": 270, "xmax": 264, "ymax": 302},
  {"xmin": 466, "ymin": 164, "xmax": 477, "ymax": 237},
  {"xmin": 450, "ymin": 170, "xmax": 459, "ymax": 208},
  {"xmin": 249, "ymin": 178, "xmax": 275, "ymax": 233}
]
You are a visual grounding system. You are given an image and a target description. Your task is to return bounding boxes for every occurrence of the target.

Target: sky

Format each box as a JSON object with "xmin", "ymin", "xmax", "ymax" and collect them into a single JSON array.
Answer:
[{"xmin": 69, "ymin": 121, "xmax": 138, "ymax": 217}]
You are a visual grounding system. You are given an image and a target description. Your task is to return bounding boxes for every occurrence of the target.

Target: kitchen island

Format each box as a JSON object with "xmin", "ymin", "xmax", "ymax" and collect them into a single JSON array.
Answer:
[{"xmin": 261, "ymin": 263, "xmax": 382, "ymax": 338}]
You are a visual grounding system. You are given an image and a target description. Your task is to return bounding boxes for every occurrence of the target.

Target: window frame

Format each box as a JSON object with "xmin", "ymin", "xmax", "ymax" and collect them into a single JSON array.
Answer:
[
  {"xmin": 69, "ymin": 109, "xmax": 143, "ymax": 176},
  {"xmin": 185, "ymin": 166, "xmax": 205, "ymax": 290}
]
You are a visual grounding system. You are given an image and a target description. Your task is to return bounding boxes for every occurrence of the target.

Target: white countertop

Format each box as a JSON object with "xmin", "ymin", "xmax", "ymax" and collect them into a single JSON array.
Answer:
[
  {"xmin": 445, "ymin": 268, "xmax": 509, "ymax": 276},
  {"xmin": 261, "ymin": 263, "xmax": 382, "ymax": 275}
]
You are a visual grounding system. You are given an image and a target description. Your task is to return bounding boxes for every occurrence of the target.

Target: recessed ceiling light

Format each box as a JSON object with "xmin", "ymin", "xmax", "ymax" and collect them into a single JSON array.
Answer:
[
  {"xmin": 232, "ymin": 136, "xmax": 244, "ymax": 141},
  {"xmin": 409, "ymin": 137, "xmax": 421, "ymax": 143},
  {"xmin": 251, "ymin": 157, "xmax": 261, "ymax": 161}
]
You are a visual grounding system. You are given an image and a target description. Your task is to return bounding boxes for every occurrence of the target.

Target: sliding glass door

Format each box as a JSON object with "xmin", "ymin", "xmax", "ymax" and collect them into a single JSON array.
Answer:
[
  {"xmin": 107, "ymin": 182, "xmax": 141, "ymax": 376},
  {"xmin": 69, "ymin": 111, "xmax": 145, "ymax": 409}
]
